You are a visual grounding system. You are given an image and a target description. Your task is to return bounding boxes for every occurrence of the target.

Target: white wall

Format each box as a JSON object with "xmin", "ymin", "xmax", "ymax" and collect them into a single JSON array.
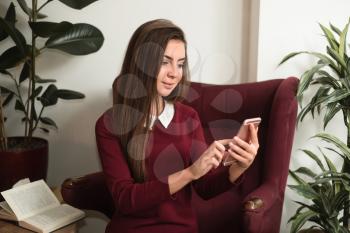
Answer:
[
  {"xmin": 1, "ymin": 1, "xmax": 250, "ymax": 232},
  {"xmin": 257, "ymin": 0, "xmax": 350, "ymax": 232}
]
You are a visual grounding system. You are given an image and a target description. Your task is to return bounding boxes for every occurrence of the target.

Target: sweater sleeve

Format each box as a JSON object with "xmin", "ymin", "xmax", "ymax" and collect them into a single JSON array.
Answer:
[
  {"xmin": 190, "ymin": 110, "xmax": 243, "ymax": 200},
  {"xmin": 95, "ymin": 111, "xmax": 172, "ymax": 215}
]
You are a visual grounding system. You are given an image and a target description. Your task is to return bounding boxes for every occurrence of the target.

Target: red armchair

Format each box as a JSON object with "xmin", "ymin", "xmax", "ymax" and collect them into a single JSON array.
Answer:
[{"xmin": 61, "ymin": 77, "xmax": 298, "ymax": 233}]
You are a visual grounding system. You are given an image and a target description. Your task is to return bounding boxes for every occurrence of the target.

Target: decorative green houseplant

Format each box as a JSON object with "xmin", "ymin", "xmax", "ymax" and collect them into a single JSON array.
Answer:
[
  {"xmin": 0, "ymin": 0, "xmax": 104, "ymax": 191},
  {"xmin": 280, "ymin": 19, "xmax": 350, "ymax": 233}
]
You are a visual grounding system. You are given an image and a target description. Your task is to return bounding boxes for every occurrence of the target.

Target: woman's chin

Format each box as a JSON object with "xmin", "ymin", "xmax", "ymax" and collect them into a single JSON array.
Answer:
[{"xmin": 159, "ymin": 89, "xmax": 173, "ymax": 97}]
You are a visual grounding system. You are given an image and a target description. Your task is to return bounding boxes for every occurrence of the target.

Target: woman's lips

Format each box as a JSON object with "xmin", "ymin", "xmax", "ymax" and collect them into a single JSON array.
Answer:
[{"xmin": 162, "ymin": 82, "xmax": 174, "ymax": 89}]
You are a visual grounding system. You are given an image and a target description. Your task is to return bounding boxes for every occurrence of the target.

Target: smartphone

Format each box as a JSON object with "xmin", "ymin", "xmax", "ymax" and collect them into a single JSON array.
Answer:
[{"xmin": 222, "ymin": 117, "xmax": 261, "ymax": 166}]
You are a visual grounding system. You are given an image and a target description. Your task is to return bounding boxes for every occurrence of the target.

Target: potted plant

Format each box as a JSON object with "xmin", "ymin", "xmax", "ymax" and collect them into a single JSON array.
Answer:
[
  {"xmin": 279, "ymin": 18, "xmax": 350, "ymax": 232},
  {"xmin": 0, "ymin": 0, "xmax": 104, "ymax": 192}
]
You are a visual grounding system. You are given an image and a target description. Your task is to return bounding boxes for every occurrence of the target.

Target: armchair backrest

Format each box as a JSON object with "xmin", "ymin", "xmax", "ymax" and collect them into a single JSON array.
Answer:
[{"xmin": 182, "ymin": 77, "xmax": 298, "ymax": 233}]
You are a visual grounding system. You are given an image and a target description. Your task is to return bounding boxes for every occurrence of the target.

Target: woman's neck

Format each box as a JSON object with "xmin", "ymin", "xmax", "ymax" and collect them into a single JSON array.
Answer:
[{"xmin": 150, "ymin": 97, "xmax": 165, "ymax": 116}]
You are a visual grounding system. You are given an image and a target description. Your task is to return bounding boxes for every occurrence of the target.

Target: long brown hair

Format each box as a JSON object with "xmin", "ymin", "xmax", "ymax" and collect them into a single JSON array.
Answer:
[{"xmin": 112, "ymin": 19, "xmax": 190, "ymax": 182}]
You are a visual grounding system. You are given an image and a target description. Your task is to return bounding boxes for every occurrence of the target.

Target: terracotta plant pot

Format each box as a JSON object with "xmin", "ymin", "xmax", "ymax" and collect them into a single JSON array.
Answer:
[{"xmin": 0, "ymin": 137, "xmax": 48, "ymax": 193}]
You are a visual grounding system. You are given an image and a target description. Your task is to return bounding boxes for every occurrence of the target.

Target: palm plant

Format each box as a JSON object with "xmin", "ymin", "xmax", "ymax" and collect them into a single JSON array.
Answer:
[
  {"xmin": 279, "ymin": 18, "xmax": 350, "ymax": 231},
  {"xmin": 289, "ymin": 133, "xmax": 350, "ymax": 233},
  {"xmin": 0, "ymin": 0, "xmax": 104, "ymax": 150}
]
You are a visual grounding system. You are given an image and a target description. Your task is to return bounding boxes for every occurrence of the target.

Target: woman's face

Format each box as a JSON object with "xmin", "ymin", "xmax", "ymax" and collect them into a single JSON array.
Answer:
[{"xmin": 156, "ymin": 39, "xmax": 186, "ymax": 97}]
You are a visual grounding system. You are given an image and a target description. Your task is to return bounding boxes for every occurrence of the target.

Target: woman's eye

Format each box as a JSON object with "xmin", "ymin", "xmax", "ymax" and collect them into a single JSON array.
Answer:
[
  {"xmin": 178, "ymin": 64, "xmax": 184, "ymax": 69},
  {"xmin": 162, "ymin": 61, "xmax": 169, "ymax": 65}
]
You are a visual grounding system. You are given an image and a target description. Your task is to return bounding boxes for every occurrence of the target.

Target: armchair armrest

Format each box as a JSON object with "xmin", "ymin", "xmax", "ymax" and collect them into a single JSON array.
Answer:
[
  {"xmin": 242, "ymin": 183, "xmax": 282, "ymax": 233},
  {"xmin": 61, "ymin": 171, "xmax": 114, "ymax": 218}
]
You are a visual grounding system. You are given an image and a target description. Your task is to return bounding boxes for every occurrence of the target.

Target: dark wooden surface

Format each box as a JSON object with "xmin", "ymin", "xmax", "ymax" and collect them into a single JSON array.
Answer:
[{"xmin": 0, "ymin": 220, "xmax": 77, "ymax": 233}]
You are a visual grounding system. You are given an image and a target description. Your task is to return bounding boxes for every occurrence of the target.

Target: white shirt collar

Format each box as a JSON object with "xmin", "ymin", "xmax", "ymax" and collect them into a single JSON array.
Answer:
[{"xmin": 149, "ymin": 100, "xmax": 174, "ymax": 129}]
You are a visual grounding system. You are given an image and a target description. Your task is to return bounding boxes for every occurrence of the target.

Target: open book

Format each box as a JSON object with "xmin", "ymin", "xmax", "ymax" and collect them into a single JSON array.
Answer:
[{"xmin": 0, "ymin": 180, "xmax": 85, "ymax": 233}]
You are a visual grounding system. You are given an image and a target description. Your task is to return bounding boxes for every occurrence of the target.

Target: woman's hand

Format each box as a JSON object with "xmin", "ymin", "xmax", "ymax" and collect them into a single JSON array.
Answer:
[
  {"xmin": 227, "ymin": 124, "xmax": 259, "ymax": 182},
  {"xmin": 188, "ymin": 139, "xmax": 231, "ymax": 180}
]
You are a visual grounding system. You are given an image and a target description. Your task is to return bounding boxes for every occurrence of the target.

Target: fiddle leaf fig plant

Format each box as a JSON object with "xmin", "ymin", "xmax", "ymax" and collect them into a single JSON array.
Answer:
[
  {"xmin": 280, "ymin": 18, "xmax": 350, "ymax": 232},
  {"xmin": 0, "ymin": 0, "xmax": 104, "ymax": 150}
]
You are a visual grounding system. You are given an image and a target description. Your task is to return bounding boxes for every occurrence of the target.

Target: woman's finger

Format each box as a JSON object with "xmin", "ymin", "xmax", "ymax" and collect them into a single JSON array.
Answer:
[
  {"xmin": 213, "ymin": 140, "xmax": 226, "ymax": 153},
  {"xmin": 227, "ymin": 149, "xmax": 249, "ymax": 166},
  {"xmin": 232, "ymin": 137, "xmax": 251, "ymax": 151},
  {"xmin": 213, "ymin": 148, "xmax": 224, "ymax": 163},
  {"xmin": 229, "ymin": 142, "xmax": 250, "ymax": 158},
  {"xmin": 209, "ymin": 157, "xmax": 220, "ymax": 168},
  {"xmin": 249, "ymin": 124, "xmax": 259, "ymax": 147}
]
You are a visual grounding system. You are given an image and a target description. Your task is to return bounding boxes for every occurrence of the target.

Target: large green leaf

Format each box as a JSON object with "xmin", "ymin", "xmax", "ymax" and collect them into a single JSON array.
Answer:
[
  {"xmin": 15, "ymin": 100, "xmax": 25, "ymax": 112},
  {"xmin": 29, "ymin": 21, "xmax": 73, "ymax": 38},
  {"xmin": 290, "ymin": 210, "xmax": 318, "ymax": 233},
  {"xmin": 323, "ymin": 103, "xmax": 342, "ymax": 129},
  {"xmin": 327, "ymin": 89, "xmax": 350, "ymax": 104},
  {"xmin": 319, "ymin": 192, "xmax": 331, "ymax": 216},
  {"xmin": 0, "ymin": 18, "xmax": 27, "ymax": 56},
  {"xmin": 40, "ymin": 117, "xmax": 58, "ymax": 129},
  {"xmin": 339, "ymin": 21, "xmax": 349, "ymax": 60},
  {"xmin": 45, "ymin": 23, "xmax": 104, "ymax": 55},
  {"xmin": 0, "ymin": 46, "xmax": 26, "ymax": 69},
  {"xmin": 302, "ymin": 149, "xmax": 326, "ymax": 172},
  {"xmin": 279, "ymin": 51, "xmax": 336, "ymax": 69},
  {"xmin": 16, "ymin": 0, "xmax": 47, "ymax": 19},
  {"xmin": 309, "ymin": 87, "xmax": 330, "ymax": 118},
  {"xmin": 331, "ymin": 191, "xmax": 348, "ymax": 213},
  {"xmin": 324, "ymin": 147, "xmax": 346, "ymax": 160},
  {"xmin": 327, "ymin": 46, "xmax": 347, "ymax": 71},
  {"xmin": 294, "ymin": 167, "xmax": 317, "ymax": 178},
  {"xmin": 288, "ymin": 184, "xmax": 319, "ymax": 199},
  {"xmin": 321, "ymin": 151, "xmax": 340, "ymax": 192},
  {"xmin": 0, "ymin": 2, "xmax": 16, "ymax": 41},
  {"xmin": 320, "ymin": 23, "xmax": 339, "ymax": 51},
  {"xmin": 289, "ymin": 170, "xmax": 308, "ymax": 185},
  {"xmin": 39, "ymin": 84, "xmax": 58, "ymax": 107},
  {"xmin": 0, "ymin": 86, "xmax": 15, "ymax": 95},
  {"xmin": 297, "ymin": 64, "xmax": 326, "ymax": 100},
  {"xmin": 313, "ymin": 70, "xmax": 341, "ymax": 89},
  {"xmin": 58, "ymin": 0, "xmax": 99, "ymax": 9},
  {"xmin": 297, "ymin": 102, "xmax": 313, "ymax": 123},
  {"xmin": 29, "ymin": 86, "xmax": 43, "ymax": 101},
  {"xmin": 279, "ymin": 51, "xmax": 306, "ymax": 66},
  {"xmin": 288, "ymin": 205, "xmax": 307, "ymax": 223},
  {"xmin": 34, "ymin": 75, "xmax": 56, "ymax": 83},
  {"xmin": 297, "ymin": 86, "xmax": 340, "ymax": 122},
  {"xmin": 3, "ymin": 92, "xmax": 14, "ymax": 106},
  {"xmin": 330, "ymin": 23, "xmax": 342, "ymax": 36},
  {"xmin": 314, "ymin": 133, "xmax": 350, "ymax": 161},
  {"xmin": 19, "ymin": 62, "xmax": 30, "ymax": 83},
  {"xmin": 56, "ymin": 90, "xmax": 85, "ymax": 99}
]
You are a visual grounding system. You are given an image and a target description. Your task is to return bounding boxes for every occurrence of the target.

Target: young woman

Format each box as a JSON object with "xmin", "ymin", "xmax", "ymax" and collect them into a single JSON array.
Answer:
[{"xmin": 96, "ymin": 19, "xmax": 259, "ymax": 233}]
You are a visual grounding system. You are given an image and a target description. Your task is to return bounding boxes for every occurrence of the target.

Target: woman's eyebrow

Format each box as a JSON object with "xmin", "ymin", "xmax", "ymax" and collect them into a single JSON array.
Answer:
[{"xmin": 164, "ymin": 55, "xmax": 186, "ymax": 61}]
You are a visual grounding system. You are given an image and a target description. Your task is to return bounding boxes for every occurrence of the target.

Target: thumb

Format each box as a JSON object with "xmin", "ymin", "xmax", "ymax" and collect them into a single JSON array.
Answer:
[{"xmin": 217, "ymin": 139, "xmax": 233, "ymax": 145}]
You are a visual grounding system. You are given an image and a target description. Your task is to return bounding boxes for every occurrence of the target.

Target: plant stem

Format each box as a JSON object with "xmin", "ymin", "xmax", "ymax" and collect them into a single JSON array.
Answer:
[
  {"xmin": 0, "ymin": 93, "xmax": 7, "ymax": 151},
  {"xmin": 32, "ymin": 106, "xmax": 44, "ymax": 132},
  {"xmin": 343, "ymin": 109, "xmax": 350, "ymax": 227},
  {"xmin": 28, "ymin": 0, "xmax": 38, "ymax": 140}
]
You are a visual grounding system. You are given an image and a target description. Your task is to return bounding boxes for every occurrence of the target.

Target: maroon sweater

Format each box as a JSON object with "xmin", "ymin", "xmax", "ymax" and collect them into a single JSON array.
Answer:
[{"xmin": 96, "ymin": 102, "xmax": 237, "ymax": 233}]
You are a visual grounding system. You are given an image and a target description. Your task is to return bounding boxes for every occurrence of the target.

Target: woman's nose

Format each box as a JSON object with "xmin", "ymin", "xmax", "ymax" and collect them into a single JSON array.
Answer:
[{"xmin": 168, "ymin": 64, "xmax": 179, "ymax": 78}]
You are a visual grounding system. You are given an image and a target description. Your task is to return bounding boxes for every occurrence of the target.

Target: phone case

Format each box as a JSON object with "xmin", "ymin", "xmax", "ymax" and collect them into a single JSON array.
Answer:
[{"xmin": 222, "ymin": 117, "xmax": 261, "ymax": 166}]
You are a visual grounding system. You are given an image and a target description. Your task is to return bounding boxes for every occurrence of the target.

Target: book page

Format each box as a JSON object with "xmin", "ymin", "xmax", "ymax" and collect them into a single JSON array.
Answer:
[
  {"xmin": 0, "ymin": 208, "xmax": 17, "ymax": 221},
  {"xmin": 20, "ymin": 204, "xmax": 85, "ymax": 233},
  {"xmin": 1, "ymin": 180, "xmax": 60, "ymax": 220},
  {"xmin": 0, "ymin": 201, "xmax": 13, "ymax": 214}
]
